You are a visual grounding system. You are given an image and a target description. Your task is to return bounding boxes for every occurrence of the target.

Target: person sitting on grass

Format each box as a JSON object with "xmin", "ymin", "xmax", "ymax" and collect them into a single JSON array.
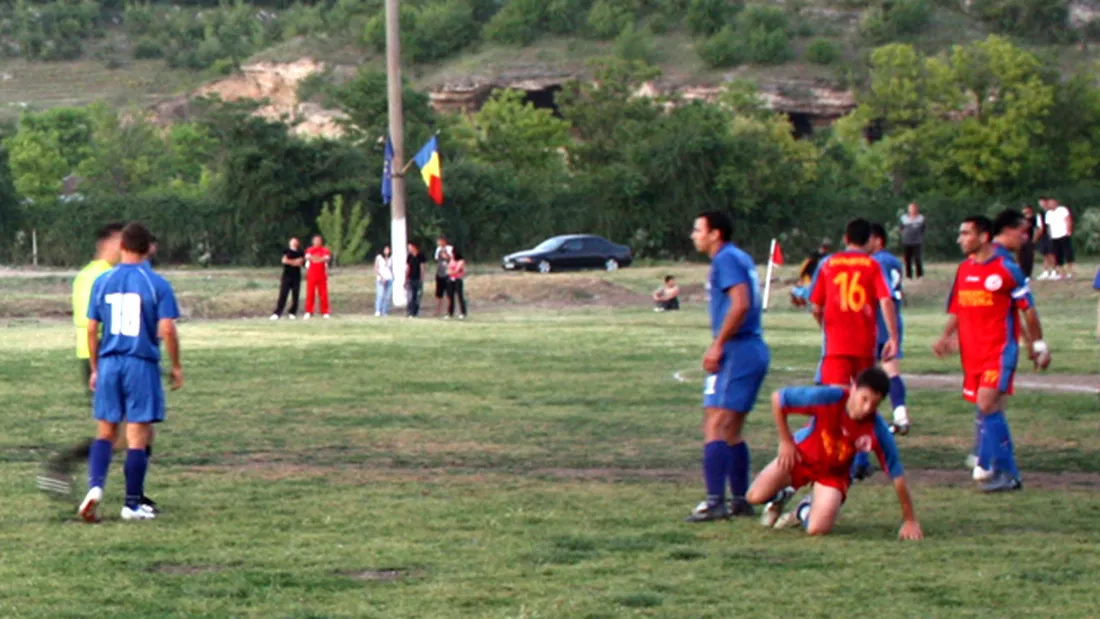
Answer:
[
  {"xmin": 790, "ymin": 239, "xmax": 831, "ymax": 308},
  {"xmin": 653, "ymin": 275, "xmax": 681, "ymax": 312},
  {"xmin": 745, "ymin": 368, "xmax": 923, "ymax": 540}
]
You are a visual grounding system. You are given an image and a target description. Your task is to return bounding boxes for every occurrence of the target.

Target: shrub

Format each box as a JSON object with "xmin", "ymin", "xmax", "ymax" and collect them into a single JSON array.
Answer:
[
  {"xmin": 484, "ymin": 0, "xmax": 546, "ymax": 45},
  {"xmin": 587, "ymin": 0, "xmax": 640, "ymax": 39},
  {"xmin": 805, "ymin": 37, "xmax": 840, "ymax": 64},
  {"xmin": 545, "ymin": 0, "xmax": 593, "ymax": 35},
  {"xmin": 687, "ymin": 0, "xmax": 741, "ymax": 36},
  {"xmin": 614, "ymin": 24, "xmax": 657, "ymax": 63},
  {"xmin": 737, "ymin": 5, "xmax": 792, "ymax": 64},
  {"xmin": 861, "ymin": 0, "xmax": 931, "ymax": 42},
  {"xmin": 969, "ymin": 0, "xmax": 1069, "ymax": 41},
  {"xmin": 415, "ymin": 0, "xmax": 479, "ymax": 61},
  {"xmin": 133, "ymin": 37, "xmax": 165, "ymax": 60},
  {"xmin": 696, "ymin": 24, "xmax": 744, "ymax": 67}
]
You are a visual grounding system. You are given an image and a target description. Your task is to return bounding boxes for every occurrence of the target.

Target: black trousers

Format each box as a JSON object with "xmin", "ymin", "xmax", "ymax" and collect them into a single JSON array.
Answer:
[
  {"xmin": 903, "ymin": 244, "xmax": 924, "ymax": 279},
  {"xmin": 407, "ymin": 280, "xmax": 423, "ymax": 317},
  {"xmin": 1018, "ymin": 242, "xmax": 1035, "ymax": 279},
  {"xmin": 448, "ymin": 279, "xmax": 467, "ymax": 316},
  {"xmin": 274, "ymin": 276, "xmax": 301, "ymax": 316}
]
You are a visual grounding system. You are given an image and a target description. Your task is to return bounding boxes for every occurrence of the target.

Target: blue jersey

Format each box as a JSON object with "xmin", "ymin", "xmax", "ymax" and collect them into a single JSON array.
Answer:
[
  {"xmin": 872, "ymin": 249, "xmax": 904, "ymax": 344},
  {"xmin": 708, "ymin": 242, "xmax": 763, "ymax": 340},
  {"xmin": 1093, "ymin": 267, "xmax": 1100, "ymax": 291},
  {"xmin": 88, "ymin": 263, "xmax": 179, "ymax": 362}
]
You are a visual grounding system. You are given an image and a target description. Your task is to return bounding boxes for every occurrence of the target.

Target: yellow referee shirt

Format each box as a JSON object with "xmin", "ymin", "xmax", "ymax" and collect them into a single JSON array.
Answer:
[{"xmin": 72, "ymin": 259, "xmax": 111, "ymax": 359}]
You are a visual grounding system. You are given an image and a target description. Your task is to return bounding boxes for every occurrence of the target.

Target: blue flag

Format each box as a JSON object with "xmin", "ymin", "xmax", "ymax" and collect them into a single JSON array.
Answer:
[{"xmin": 381, "ymin": 137, "xmax": 394, "ymax": 205}]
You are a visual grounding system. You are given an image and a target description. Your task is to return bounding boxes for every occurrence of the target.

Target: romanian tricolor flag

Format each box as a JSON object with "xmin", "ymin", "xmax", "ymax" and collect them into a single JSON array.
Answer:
[{"xmin": 413, "ymin": 136, "xmax": 443, "ymax": 205}]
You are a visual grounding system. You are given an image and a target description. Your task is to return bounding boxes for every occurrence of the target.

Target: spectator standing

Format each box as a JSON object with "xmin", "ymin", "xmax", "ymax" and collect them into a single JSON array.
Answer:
[
  {"xmin": 447, "ymin": 248, "xmax": 468, "ymax": 320},
  {"xmin": 1017, "ymin": 206, "xmax": 1038, "ymax": 280},
  {"xmin": 374, "ymin": 245, "xmax": 394, "ymax": 317},
  {"xmin": 1041, "ymin": 197, "xmax": 1074, "ymax": 280},
  {"xmin": 434, "ymin": 236, "xmax": 453, "ymax": 316},
  {"xmin": 271, "ymin": 237, "xmax": 304, "ymax": 320},
  {"xmin": 653, "ymin": 275, "xmax": 681, "ymax": 312},
  {"xmin": 1094, "ymin": 267, "xmax": 1100, "ymax": 341},
  {"xmin": 304, "ymin": 235, "xmax": 332, "ymax": 319},
  {"xmin": 406, "ymin": 242, "xmax": 427, "ymax": 318},
  {"xmin": 1035, "ymin": 198, "xmax": 1054, "ymax": 277},
  {"xmin": 899, "ymin": 203, "xmax": 925, "ymax": 280}
]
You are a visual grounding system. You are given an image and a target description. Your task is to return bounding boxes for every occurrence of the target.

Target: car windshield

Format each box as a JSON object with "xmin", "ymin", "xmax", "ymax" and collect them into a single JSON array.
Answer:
[{"xmin": 533, "ymin": 238, "xmax": 565, "ymax": 252}]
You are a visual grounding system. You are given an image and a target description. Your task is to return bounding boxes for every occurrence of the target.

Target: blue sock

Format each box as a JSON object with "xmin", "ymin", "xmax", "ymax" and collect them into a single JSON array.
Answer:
[
  {"xmin": 889, "ymin": 376, "xmax": 907, "ymax": 410},
  {"xmin": 983, "ymin": 412, "xmax": 1019, "ymax": 479},
  {"xmin": 124, "ymin": 449, "xmax": 149, "ymax": 509},
  {"xmin": 702, "ymin": 441, "xmax": 731, "ymax": 505},
  {"xmin": 851, "ymin": 452, "xmax": 871, "ymax": 478},
  {"xmin": 729, "ymin": 442, "xmax": 750, "ymax": 501},
  {"xmin": 88, "ymin": 438, "xmax": 113, "ymax": 490},
  {"xmin": 797, "ymin": 498, "xmax": 812, "ymax": 530}
]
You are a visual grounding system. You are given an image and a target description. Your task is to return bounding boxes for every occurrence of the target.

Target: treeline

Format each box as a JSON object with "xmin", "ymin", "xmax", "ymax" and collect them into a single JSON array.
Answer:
[
  {"xmin": 0, "ymin": 0, "xmax": 1092, "ymax": 70},
  {"xmin": 2, "ymin": 36, "xmax": 1100, "ymax": 266}
]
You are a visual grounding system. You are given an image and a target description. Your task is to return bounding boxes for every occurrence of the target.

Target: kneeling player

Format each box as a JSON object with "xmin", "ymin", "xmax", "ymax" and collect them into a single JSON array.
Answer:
[{"xmin": 745, "ymin": 368, "xmax": 922, "ymax": 539}]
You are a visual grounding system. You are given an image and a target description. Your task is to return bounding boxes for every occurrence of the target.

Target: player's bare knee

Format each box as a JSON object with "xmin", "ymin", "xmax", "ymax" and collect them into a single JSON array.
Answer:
[
  {"xmin": 125, "ymin": 423, "xmax": 152, "ymax": 450},
  {"xmin": 96, "ymin": 422, "xmax": 118, "ymax": 442},
  {"xmin": 806, "ymin": 523, "xmax": 833, "ymax": 536}
]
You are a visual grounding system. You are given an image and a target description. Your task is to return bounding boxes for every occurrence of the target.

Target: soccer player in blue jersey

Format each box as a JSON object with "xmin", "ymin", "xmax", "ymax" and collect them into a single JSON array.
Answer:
[
  {"xmin": 685, "ymin": 211, "xmax": 770, "ymax": 522},
  {"xmin": 78, "ymin": 223, "xmax": 183, "ymax": 523}
]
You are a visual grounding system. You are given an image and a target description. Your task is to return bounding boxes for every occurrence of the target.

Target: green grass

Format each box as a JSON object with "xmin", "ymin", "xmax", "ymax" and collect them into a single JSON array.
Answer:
[{"xmin": 1, "ymin": 264, "xmax": 1098, "ymax": 616}]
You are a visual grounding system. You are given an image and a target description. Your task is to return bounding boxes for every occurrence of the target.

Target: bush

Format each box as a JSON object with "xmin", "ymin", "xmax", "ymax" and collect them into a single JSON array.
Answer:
[
  {"xmin": 648, "ymin": 0, "xmax": 688, "ymax": 32},
  {"xmin": 545, "ymin": 0, "xmax": 593, "ymax": 35},
  {"xmin": 133, "ymin": 37, "xmax": 164, "ymax": 60},
  {"xmin": 587, "ymin": 0, "xmax": 640, "ymax": 39},
  {"xmin": 969, "ymin": 0, "xmax": 1069, "ymax": 41},
  {"xmin": 805, "ymin": 37, "xmax": 840, "ymax": 64},
  {"xmin": 614, "ymin": 24, "xmax": 657, "ymax": 63},
  {"xmin": 697, "ymin": 25, "xmax": 744, "ymax": 67},
  {"xmin": 415, "ymin": 0, "xmax": 479, "ymax": 61},
  {"xmin": 737, "ymin": 5, "xmax": 792, "ymax": 64},
  {"xmin": 861, "ymin": 0, "xmax": 932, "ymax": 42},
  {"xmin": 687, "ymin": 0, "xmax": 741, "ymax": 36},
  {"xmin": 484, "ymin": 0, "xmax": 546, "ymax": 45}
]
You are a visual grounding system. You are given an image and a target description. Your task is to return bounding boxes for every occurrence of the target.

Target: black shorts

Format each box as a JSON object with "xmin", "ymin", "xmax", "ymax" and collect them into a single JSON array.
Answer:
[
  {"xmin": 1052, "ymin": 237, "xmax": 1074, "ymax": 266},
  {"xmin": 1037, "ymin": 235, "xmax": 1052, "ymax": 256},
  {"xmin": 435, "ymin": 276, "xmax": 450, "ymax": 299}
]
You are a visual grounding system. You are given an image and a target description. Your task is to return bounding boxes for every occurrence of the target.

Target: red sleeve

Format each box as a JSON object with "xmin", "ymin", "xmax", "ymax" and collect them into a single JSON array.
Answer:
[
  {"xmin": 809, "ymin": 259, "xmax": 828, "ymax": 307},
  {"xmin": 871, "ymin": 261, "xmax": 891, "ymax": 302}
]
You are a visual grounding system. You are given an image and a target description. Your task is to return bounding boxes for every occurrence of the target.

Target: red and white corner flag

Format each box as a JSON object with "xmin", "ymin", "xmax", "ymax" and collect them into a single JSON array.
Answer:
[
  {"xmin": 763, "ymin": 238, "xmax": 782, "ymax": 310},
  {"xmin": 770, "ymin": 240, "xmax": 784, "ymax": 266}
]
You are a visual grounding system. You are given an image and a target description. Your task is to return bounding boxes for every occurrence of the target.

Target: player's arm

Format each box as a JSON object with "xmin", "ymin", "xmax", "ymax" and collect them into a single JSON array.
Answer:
[
  {"xmin": 872, "ymin": 417, "xmax": 921, "ymax": 539},
  {"xmin": 873, "ymin": 264, "xmax": 899, "ymax": 358},
  {"xmin": 772, "ymin": 387, "xmax": 835, "ymax": 471},
  {"xmin": 86, "ymin": 319, "xmax": 100, "ymax": 375},
  {"xmin": 808, "ymin": 261, "xmax": 828, "ymax": 326},
  {"xmin": 160, "ymin": 319, "xmax": 182, "ymax": 390},
  {"xmin": 892, "ymin": 477, "xmax": 922, "ymax": 540},
  {"xmin": 713, "ymin": 284, "xmax": 750, "ymax": 344},
  {"xmin": 770, "ymin": 390, "xmax": 800, "ymax": 472}
]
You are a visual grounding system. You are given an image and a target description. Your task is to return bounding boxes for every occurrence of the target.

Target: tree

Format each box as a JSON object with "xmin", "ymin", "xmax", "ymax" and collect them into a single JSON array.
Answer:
[
  {"xmin": 316, "ymin": 195, "xmax": 372, "ymax": 266},
  {"xmin": 331, "ymin": 68, "xmax": 436, "ymax": 147},
  {"xmin": 455, "ymin": 89, "xmax": 571, "ymax": 171},
  {"xmin": 2, "ymin": 130, "xmax": 68, "ymax": 205},
  {"xmin": 76, "ymin": 105, "xmax": 170, "ymax": 196}
]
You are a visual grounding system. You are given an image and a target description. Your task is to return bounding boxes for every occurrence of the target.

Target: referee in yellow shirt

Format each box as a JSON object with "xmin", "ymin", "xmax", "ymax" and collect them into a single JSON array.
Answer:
[{"xmin": 37, "ymin": 223, "xmax": 124, "ymax": 499}]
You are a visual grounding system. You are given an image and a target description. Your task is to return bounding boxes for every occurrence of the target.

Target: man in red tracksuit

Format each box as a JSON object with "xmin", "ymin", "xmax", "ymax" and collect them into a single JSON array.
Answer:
[{"xmin": 304, "ymin": 235, "xmax": 332, "ymax": 319}]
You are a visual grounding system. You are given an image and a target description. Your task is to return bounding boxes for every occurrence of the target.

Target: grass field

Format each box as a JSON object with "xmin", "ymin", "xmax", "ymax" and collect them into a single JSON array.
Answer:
[{"xmin": 1, "ymin": 264, "xmax": 1098, "ymax": 617}]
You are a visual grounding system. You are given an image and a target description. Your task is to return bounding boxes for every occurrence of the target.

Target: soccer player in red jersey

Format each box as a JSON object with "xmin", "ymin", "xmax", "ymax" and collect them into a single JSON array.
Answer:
[
  {"xmin": 933, "ymin": 214, "xmax": 1051, "ymax": 493},
  {"xmin": 745, "ymin": 368, "xmax": 922, "ymax": 539},
  {"xmin": 809, "ymin": 218, "xmax": 899, "ymax": 386},
  {"xmin": 304, "ymin": 235, "xmax": 332, "ymax": 319}
]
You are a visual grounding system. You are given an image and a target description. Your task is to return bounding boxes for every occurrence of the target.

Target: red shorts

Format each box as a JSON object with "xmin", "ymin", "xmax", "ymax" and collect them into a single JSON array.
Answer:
[
  {"xmin": 790, "ymin": 462, "xmax": 849, "ymax": 501},
  {"xmin": 816, "ymin": 355, "xmax": 875, "ymax": 387},
  {"xmin": 962, "ymin": 365, "xmax": 1015, "ymax": 403}
]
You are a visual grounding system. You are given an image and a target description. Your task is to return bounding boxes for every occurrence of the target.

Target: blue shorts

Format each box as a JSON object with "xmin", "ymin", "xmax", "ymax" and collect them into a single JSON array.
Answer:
[
  {"xmin": 876, "ymin": 326, "xmax": 905, "ymax": 361},
  {"xmin": 703, "ymin": 337, "xmax": 770, "ymax": 413},
  {"xmin": 93, "ymin": 355, "xmax": 165, "ymax": 424}
]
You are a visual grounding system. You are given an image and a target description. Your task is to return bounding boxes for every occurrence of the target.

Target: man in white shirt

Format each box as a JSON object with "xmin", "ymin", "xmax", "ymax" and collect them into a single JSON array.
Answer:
[
  {"xmin": 433, "ymin": 235, "xmax": 454, "ymax": 317},
  {"xmin": 1039, "ymin": 197, "xmax": 1074, "ymax": 281}
]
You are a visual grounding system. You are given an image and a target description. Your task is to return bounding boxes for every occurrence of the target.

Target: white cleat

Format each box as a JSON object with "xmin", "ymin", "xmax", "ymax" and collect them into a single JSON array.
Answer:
[
  {"xmin": 972, "ymin": 465, "xmax": 995, "ymax": 482},
  {"xmin": 323, "ymin": 314, "xmax": 330, "ymax": 319},
  {"xmin": 120, "ymin": 504, "xmax": 157, "ymax": 521},
  {"xmin": 270, "ymin": 314, "xmax": 279, "ymax": 321},
  {"xmin": 773, "ymin": 510, "xmax": 803, "ymax": 529},
  {"xmin": 78, "ymin": 487, "xmax": 103, "ymax": 523},
  {"xmin": 303, "ymin": 313, "xmax": 312, "ymax": 320}
]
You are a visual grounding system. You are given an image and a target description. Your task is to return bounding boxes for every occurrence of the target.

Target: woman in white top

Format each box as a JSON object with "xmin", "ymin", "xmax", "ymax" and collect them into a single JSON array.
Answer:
[{"xmin": 374, "ymin": 245, "xmax": 395, "ymax": 316}]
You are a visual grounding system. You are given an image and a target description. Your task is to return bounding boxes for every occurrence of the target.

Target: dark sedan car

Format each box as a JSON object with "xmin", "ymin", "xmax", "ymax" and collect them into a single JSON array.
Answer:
[{"xmin": 502, "ymin": 235, "xmax": 633, "ymax": 273}]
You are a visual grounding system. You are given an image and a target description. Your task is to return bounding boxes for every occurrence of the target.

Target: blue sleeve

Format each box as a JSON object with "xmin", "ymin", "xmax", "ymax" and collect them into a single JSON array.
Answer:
[
  {"xmin": 778, "ymin": 386, "xmax": 845, "ymax": 414},
  {"xmin": 1002, "ymin": 260, "xmax": 1034, "ymax": 309},
  {"xmin": 87, "ymin": 277, "xmax": 103, "ymax": 321},
  {"xmin": 715, "ymin": 251, "xmax": 747, "ymax": 294},
  {"xmin": 156, "ymin": 279, "xmax": 180, "ymax": 321},
  {"xmin": 873, "ymin": 416, "xmax": 905, "ymax": 479},
  {"xmin": 1093, "ymin": 267, "xmax": 1100, "ymax": 291}
]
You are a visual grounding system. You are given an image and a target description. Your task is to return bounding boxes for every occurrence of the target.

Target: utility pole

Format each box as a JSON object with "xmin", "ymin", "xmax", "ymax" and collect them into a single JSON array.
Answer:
[{"xmin": 385, "ymin": 0, "xmax": 408, "ymax": 307}]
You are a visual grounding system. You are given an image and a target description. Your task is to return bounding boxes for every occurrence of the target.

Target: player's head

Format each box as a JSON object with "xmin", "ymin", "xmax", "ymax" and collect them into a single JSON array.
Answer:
[
  {"xmin": 820, "ymin": 238, "xmax": 832, "ymax": 252},
  {"xmin": 289, "ymin": 237, "xmax": 300, "ymax": 249},
  {"xmin": 382, "ymin": 244, "xmax": 391, "ymax": 257},
  {"xmin": 95, "ymin": 222, "xmax": 125, "ymax": 265},
  {"xmin": 1021, "ymin": 204, "xmax": 1033, "ymax": 217},
  {"xmin": 408, "ymin": 241, "xmax": 419, "ymax": 255},
  {"xmin": 120, "ymin": 222, "xmax": 153, "ymax": 260},
  {"xmin": 958, "ymin": 215, "xmax": 992, "ymax": 256},
  {"xmin": 691, "ymin": 211, "xmax": 732, "ymax": 254},
  {"xmin": 437, "ymin": 235, "xmax": 448, "ymax": 247},
  {"xmin": 844, "ymin": 218, "xmax": 872, "ymax": 250},
  {"xmin": 848, "ymin": 367, "xmax": 890, "ymax": 420},
  {"xmin": 869, "ymin": 222, "xmax": 887, "ymax": 252},
  {"xmin": 1037, "ymin": 195, "xmax": 1050, "ymax": 209},
  {"xmin": 664, "ymin": 275, "xmax": 675, "ymax": 285},
  {"xmin": 992, "ymin": 209, "xmax": 1028, "ymax": 252},
  {"xmin": 312, "ymin": 235, "xmax": 323, "ymax": 247}
]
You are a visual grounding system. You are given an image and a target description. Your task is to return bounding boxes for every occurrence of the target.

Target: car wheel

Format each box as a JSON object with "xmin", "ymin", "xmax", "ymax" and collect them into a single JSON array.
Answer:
[
  {"xmin": 605, "ymin": 258, "xmax": 620, "ymax": 272},
  {"xmin": 538, "ymin": 260, "xmax": 552, "ymax": 274}
]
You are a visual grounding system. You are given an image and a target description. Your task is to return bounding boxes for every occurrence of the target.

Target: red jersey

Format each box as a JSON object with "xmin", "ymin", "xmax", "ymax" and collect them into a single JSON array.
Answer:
[
  {"xmin": 809, "ymin": 251, "xmax": 892, "ymax": 358},
  {"xmin": 305, "ymin": 246, "xmax": 331, "ymax": 279},
  {"xmin": 946, "ymin": 252, "xmax": 1033, "ymax": 371}
]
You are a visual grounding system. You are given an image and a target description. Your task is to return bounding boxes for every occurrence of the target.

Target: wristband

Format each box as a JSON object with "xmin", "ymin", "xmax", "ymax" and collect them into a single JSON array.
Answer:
[{"xmin": 1032, "ymin": 340, "xmax": 1048, "ymax": 355}]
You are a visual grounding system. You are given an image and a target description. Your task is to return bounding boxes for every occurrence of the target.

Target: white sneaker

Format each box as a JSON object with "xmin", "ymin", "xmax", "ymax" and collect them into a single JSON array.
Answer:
[
  {"xmin": 972, "ymin": 465, "xmax": 995, "ymax": 482},
  {"xmin": 78, "ymin": 487, "xmax": 103, "ymax": 523},
  {"xmin": 303, "ymin": 313, "xmax": 312, "ymax": 320},
  {"xmin": 1037, "ymin": 271, "xmax": 1050, "ymax": 280},
  {"xmin": 374, "ymin": 312, "xmax": 381, "ymax": 317},
  {"xmin": 288, "ymin": 314, "xmax": 296, "ymax": 320},
  {"xmin": 270, "ymin": 314, "xmax": 279, "ymax": 321},
  {"xmin": 120, "ymin": 504, "xmax": 157, "ymax": 521},
  {"xmin": 323, "ymin": 314, "xmax": 330, "ymax": 319},
  {"xmin": 1050, "ymin": 273, "xmax": 1063, "ymax": 281},
  {"xmin": 459, "ymin": 314, "xmax": 466, "ymax": 321}
]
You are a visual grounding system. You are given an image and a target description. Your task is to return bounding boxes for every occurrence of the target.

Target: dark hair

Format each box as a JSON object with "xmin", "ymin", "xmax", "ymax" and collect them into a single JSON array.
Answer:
[
  {"xmin": 409, "ymin": 241, "xmax": 420, "ymax": 251},
  {"xmin": 962, "ymin": 215, "xmax": 993, "ymax": 240},
  {"xmin": 855, "ymin": 367, "xmax": 890, "ymax": 397},
  {"xmin": 845, "ymin": 218, "xmax": 872, "ymax": 246},
  {"xmin": 992, "ymin": 209, "xmax": 1026, "ymax": 237},
  {"xmin": 664, "ymin": 275, "xmax": 675, "ymax": 283},
  {"xmin": 870, "ymin": 222, "xmax": 887, "ymax": 246},
  {"xmin": 696, "ymin": 211, "xmax": 733, "ymax": 242},
  {"xmin": 96, "ymin": 222, "xmax": 125, "ymax": 243},
  {"xmin": 451, "ymin": 248, "xmax": 464, "ymax": 261},
  {"xmin": 121, "ymin": 222, "xmax": 153, "ymax": 255},
  {"xmin": 438, "ymin": 234, "xmax": 448, "ymax": 242},
  {"xmin": 1037, "ymin": 195, "xmax": 1050, "ymax": 201}
]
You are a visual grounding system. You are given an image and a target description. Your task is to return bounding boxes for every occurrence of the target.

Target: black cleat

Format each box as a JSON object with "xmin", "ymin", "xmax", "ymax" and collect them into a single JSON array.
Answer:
[
  {"xmin": 729, "ymin": 498, "xmax": 755, "ymax": 517},
  {"xmin": 684, "ymin": 500, "xmax": 731, "ymax": 522},
  {"xmin": 139, "ymin": 495, "xmax": 161, "ymax": 514},
  {"xmin": 980, "ymin": 473, "xmax": 1022, "ymax": 493}
]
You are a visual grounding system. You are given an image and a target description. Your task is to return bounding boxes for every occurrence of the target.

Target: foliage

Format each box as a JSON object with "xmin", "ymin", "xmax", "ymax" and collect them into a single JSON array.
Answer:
[
  {"xmin": 484, "ymin": 0, "xmax": 546, "ymax": 44},
  {"xmin": 686, "ymin": 0, "xmax": 741, "ymax": 36},
  {"xmin": 0, "ymin": 0, "xmax": 103, "ymax": 61},
  {"xmin": 969, "ymin": 0, "xmax": 1070, "ymax": 42},
  {"xmin": 613, "ymin": 24, "xmax": 657, "ymax": 63},
  {"xmin": 455, "ymin": 89, "xmax": 571, "ymax": 170},
  {"xmin": 586, "ymin": 0, "xmax": 639, "ymax": 39},
  {"xmin": 736, "ymin": 4, "xmax": 793, "ymax": 64},
  {"xmin": 316, "ymin": 194, "xmax": 372, "ymax": 265},
  {"xmin": 696, "ymin": 25, "xmax": 743, "ymax": 68},
  {"xmin": 330, "ymin": 68, "xmax": 436, "ymax": 147},
  {"xmin": 1078, "ymin": 208, "xmax": 1100, "ymax": 254},
  {"xmin": 805, "ymin": 37, "xmax": 841, "ymax": 64},
  {"xmin": 860, "ymin": 0, "xmax": 932, "ymax": 43}
]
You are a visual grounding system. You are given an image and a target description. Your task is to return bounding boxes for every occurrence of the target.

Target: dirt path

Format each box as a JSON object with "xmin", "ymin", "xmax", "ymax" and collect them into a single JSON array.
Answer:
[{"xmin": 906, "ymin": 373, "xmax": 1099, "ymax": 395}]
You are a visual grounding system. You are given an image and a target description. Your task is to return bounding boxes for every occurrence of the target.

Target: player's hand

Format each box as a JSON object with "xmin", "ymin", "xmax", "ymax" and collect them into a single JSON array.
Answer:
[
  {"xmin": 702, "ymin": 343, "xmax": 722, "ymax": 374},
  {"xmin": 1031, "ymin": 350, "xmax": 1052, "ymax": 372},
  {"xmin": 88, "ymin": 370, "xmax": 97, "ymax": 393},
  {"xmin": 777, "ymin": 440, "xmax": 800, "ymax": 473},
  {"xmin": 169, "ymin": 366, "xmax": 184, "ymax": 391},
  {"xmin": 898, "ymin": 520, "xmax": 923, "ymax": 541},
  {"xmin": 932, "ymin": 337, "xmax": 956, "ymax": 358},
  {"xmin": 880, "ymin": 338, "xmax": 898, "ymax": 361}
]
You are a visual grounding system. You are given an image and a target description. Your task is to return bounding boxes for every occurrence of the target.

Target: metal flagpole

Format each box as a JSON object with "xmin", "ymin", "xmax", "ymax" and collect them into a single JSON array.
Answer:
[
  {"xmin": 762, "ymin": 238, "xmax": 776, "ymax": 311},
  {"xmin": 385, "ymin": 0, "xmax": 408, "ymax": 308}
]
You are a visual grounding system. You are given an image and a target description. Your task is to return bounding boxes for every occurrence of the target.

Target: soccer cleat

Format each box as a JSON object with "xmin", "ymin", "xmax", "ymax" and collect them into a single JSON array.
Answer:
[
  {"xmin": 1037, "ymin": 271, "xmax": 1050, "ymax": 281},
  {"xmin": 684, "ymin": 500, "xmax": 731, "ymax": 523},
  {"xmin": 889, "ymin": 422, "xmax": 910, "ymax": 436},
  {"xmin": 323, "ymin": 314, "xmax": 331, "ymax": 319},
  {"xmin": 270, "ymin": 314, "xmax": 279, "ymax": 321},
  {"xmin": 729, "ymin": 498, "xmax": 755, "ymax": 517},
  {"xmin": 891, "ymin": 406, "xmax": 910, "ymax": 435},
  {"xmin": 459, "ymin": 314, "xmax": 467, "ymax": 321},
  {"xmin": 775, "ymin": 496, "xmax": 813, "ymax": 529},
  {"xmin": 303, "ymin": 313, "xmax": 312, "ymax": 320},
  {"xmin": 78, "ymin": 487, "xmax": 103, "ymax": 523},
  {"xmin": 760, "ymin": 487, "xmax": 795, "ymax": 527},
  {"xmin": 980, "ymin": 473, "xmax": 1022, "ymax": 493},
  {"xmin": 120, "ymin": 504, "xmax": 157, "ymax": 521},
  {"xmin": 140, "ymin": 495, "xmax": 161, "ymax": 515},
  {"xmin": 374, "ymin": 312, "xmax": 381, "ymax": 317},
  {"xmin": 972, "ymin": 465, "xmax": 994, "ymax": 482},
  {"xmin": 36, "ymin": 470, "xmax": 74, "ymax": 499}
]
